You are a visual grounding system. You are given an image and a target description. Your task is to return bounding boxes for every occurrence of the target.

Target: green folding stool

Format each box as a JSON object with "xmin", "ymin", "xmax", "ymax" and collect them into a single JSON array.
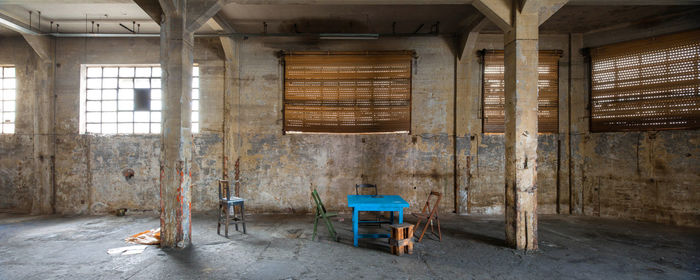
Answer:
[{"xmin": 311, "ymin": 189, "xmax": 339, "ymax": 241}]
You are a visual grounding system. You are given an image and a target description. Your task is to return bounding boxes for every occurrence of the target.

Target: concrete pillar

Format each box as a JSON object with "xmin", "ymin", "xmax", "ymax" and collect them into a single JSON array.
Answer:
[
  {"xmin": 456, "ymin": 30, "xmax": 482, "ymax": 214},
  {"xmin": 158, "ymin": 0, "xmax": 223, "ymax": 248},
  {"xmin": 473, "ymin": 0, "xmax": 568, "ymax": 250},
  {"xmin": 31, "ymin": 60, "xmax": 55, "ymax": 214},
  {"xmin": 159, "ymin": 1, "xmax": 194, "ymax": 248},
  {"xmin": 569, "ymin": 33, "xmax": 585, "ymax": 215},
  {"xmin": 557, "ymin": 39, "xmax": 571, "ymax": 215},
  {"xmin": 222, "ymin": 39, "xmax": 241, "ymax": 190},
  {"xmin": 503, "ymin": 10, "xmax": 540, "ymax": 250},
  {"xmin": 21, "ymin": 34, "xmax": 56, "ymax": 214}
]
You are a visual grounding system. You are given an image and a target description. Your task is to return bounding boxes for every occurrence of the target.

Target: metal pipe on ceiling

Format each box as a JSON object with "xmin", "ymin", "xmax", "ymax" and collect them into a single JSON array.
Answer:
[{"xmin": 47, "ymin": 32, "xmax": 448, "ymax": 38}]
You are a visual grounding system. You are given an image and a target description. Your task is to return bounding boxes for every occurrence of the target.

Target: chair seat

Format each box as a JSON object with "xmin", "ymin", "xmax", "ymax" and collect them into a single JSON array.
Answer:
[
  {"xmin": 412, "ymin": 213, "xmax": 436, "ymax": 219},
  {"xmin": 318, "ymin": 212, "xmax": 338, "ymax": 218},
  {"xmin": 220, "ymin": 197, "xmax": 245, "ymax": 204}
]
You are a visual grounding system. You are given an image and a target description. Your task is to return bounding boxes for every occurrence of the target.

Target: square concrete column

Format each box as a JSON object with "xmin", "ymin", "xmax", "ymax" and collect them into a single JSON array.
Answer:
[
  {"xmin": 474, "ymin": 0, "xmax": 568, "ymax": 251},
  {"xmin": 568, "ymin": 33, "xmax": 586, "ymax": 215},
  {"xmin": 20, "ymin": 34, "xmax": 56, "ymax": 214},
  {"xmin": 157, "ymin": 0, "xmax": 223, "ymax": 249},
  {"xmin": 503, "ymin": 11, "xmax": 540, "ymax": 250},
  {"xmin": 32, "ymin": 60, "xmax": 55, "ymax": 214},
  {"xmin": 159, "ymin": 3, "xmax": 194, "ymax": 248}
]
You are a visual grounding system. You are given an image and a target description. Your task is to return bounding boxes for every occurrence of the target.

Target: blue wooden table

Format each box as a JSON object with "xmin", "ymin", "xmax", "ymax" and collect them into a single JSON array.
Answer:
[{"xmin": 347, "ymin": 195, "xmax": 410, "ymax": 247}]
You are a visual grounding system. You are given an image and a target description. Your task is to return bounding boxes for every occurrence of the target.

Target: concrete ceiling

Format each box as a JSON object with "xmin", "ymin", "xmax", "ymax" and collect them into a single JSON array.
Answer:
[
  {"xmin": 0, "ymin": 2, "xmax": 159, "ymax": 34},
  {"xmin": 219, "ymin": 4, "xmax": 478, "ymax": 34},
  {"xmin": 0, "ymin": 2, "xmax": 699, "ymax": 36},
  {"xmin": 536, "ymin": 5, "xmax": 700, "ymax": 34}
]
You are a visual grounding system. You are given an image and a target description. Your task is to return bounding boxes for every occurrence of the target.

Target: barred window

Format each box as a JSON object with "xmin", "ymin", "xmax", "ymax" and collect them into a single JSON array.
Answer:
[
  {"xmin": 590, "ymin": 29, "xmax": 700, "ymax": 132},
  {"xmin": 481, "ymin": 50, "xmax": 561, "ymax": 133},
  {"xmin": 283, "ymin": 51, "xmax": 412, "ymax": 134},
  {"xmin": 80, "ymin": 65, "xmax": 200, "ymax": 134},
  {"xmin": 1, "ymin": 66, "xmax": 16, "ymax": 134}
]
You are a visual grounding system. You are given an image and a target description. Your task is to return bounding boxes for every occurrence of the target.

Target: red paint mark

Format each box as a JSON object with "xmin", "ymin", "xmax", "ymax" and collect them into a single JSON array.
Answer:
[{"xmin": 159, "ymin": 165, "xmax": 165, "ymax": 230}]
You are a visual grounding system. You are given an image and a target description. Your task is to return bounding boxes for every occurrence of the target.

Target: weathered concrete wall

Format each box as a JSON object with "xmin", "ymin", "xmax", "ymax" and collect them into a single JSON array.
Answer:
[
  {"xmin": 0, "ymin": 36, "xmax": 38, "ymax": 213},
  {"xmin": 0, "ymin": 37, "xmax": 226, "ymax": 215},
  {"xmin": 1, "ymin": 26, "xmax": 697, "ymax": 227},
  {"xmin": 579, "ymin": 131, "xmax": 700, "ymax": 226},
  {"xmin": 233, "ymin": 37, "xmax": 456, "ymax": 213},
  {"xmin": 462, "ymin": 34, "xmax": 568, "ymax": 216},
  {"xmin": 574, "ymin": 23, "xmax": 700, "ymax": 227}
]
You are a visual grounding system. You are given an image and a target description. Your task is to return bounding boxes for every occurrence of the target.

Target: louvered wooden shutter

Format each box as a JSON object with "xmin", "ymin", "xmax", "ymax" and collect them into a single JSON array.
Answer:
[
  {"xmin": 283, "ymin": 51, "xmax": 413, "ymax": 133},
  {"xmin": 590, "ymin": 29, "xmax": 700, "ymax": 132},
  {"xmin": 482, "ymin": 50, "xmax": 561, "ymax": 133}
]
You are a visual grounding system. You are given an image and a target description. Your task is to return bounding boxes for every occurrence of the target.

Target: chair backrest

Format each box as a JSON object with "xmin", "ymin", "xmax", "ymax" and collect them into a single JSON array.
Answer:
[
  {"xmin": 311, "ymin": 189, "xmax": 327, "ymax": 214},
  {"xmin": 355, "ymin": 184, "xmax": 378, "ymax": 196},
  {"xmin": 218, "ymin": 180, "xmax": 231, "ymax": 200},
  {"xmin": 423, "ymin": 191, "xmax": 442, "ymax": 215}
]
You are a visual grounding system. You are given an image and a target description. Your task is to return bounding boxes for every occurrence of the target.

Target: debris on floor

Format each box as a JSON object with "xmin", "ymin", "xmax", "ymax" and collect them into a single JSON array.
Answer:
[
  {"xmin": 116, "ymin": 208, "xmax": 127, "ymax": 216},
  {"xmin": 125, "ymin": 228, "xmax": 160, "ymax": 245},
  {"xmin": 107, "ymin": 245, "xmax": 147, "ymax": 256}
]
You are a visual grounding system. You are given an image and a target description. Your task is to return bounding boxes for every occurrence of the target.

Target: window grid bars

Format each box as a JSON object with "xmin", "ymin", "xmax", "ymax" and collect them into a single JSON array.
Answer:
[
  {"xmin": 83, "ymin": 65, "xmax": 200, "ymax": 135},
  {"xmin": 1, "ymin": 66, "xmax": 16, "ymax": 134}
]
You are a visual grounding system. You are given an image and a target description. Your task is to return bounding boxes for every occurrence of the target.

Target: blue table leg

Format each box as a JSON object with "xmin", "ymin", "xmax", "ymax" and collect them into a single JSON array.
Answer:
[
  {"xmin": 398, "ymin": 209, "xmax": 404, "ymax": 224},
  {"xmin": 390, "ymin": 211, "xmax": 394, "ymax": 224},
  {"xmin": 353, "ymin": 208, "xmax": 359, "ymax": 247}
]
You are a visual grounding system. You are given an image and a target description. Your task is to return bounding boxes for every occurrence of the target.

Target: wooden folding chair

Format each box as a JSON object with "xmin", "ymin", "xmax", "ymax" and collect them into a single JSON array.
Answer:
[
  {"xmin": 412, "ymin": 191, "xmax": 442, "ymax": 242},
  {"xmin": 311, "ymin": 189, "xmax": 339, "ymax": 242}
]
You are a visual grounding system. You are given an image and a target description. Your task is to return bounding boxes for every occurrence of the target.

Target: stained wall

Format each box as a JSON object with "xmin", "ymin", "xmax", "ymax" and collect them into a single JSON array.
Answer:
[{"xmin": 0, "ymin": 27, "xmax": 698, "ymax": 227}]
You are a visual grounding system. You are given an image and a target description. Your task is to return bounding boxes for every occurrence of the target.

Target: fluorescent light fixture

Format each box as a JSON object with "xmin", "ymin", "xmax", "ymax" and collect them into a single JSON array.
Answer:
[{"xmin": 319, "ymin": 33, "xmax": 379, "ymax": 40}]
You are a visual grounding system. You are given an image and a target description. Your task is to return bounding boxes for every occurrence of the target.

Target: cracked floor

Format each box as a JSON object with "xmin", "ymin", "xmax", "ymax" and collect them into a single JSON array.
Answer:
[{"xmin": 0, "ymin": 213, "xmax": 698, "ymax": 279}]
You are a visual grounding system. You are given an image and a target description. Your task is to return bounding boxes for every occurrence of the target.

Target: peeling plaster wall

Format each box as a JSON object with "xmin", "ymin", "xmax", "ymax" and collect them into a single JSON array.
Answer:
[
  {"xmin": 463, "ymin": 34, "xmax": 568, "ymax": 216},
  {"xmin": 579, "ymin": 131, "xmax": 700, "ymax": 227},
  {"xmin": 1, "ymin": 28, "xmax": 697, "ymax": 226},
  {"xmin": 233, "ymin": 37, "xmax": 456, "ymax": 214},
  {"xmin": 0, "ymin": 36, "xmax": 38, "ymax": 213},
  {"xmin": 576, "ymin": 23, "xmax": 700, "ymax": 227},
  {"xmin": 4, "ymin": 37, "xmax": 226, "ymax": 215}
]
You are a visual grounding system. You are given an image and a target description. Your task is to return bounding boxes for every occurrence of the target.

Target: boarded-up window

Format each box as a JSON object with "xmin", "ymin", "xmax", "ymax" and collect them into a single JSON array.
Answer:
[
  {"xmin": 283, "ymin": 51, "xmax": 413, "ymax": 133},
  {"xmin": 590, "ymin": 29, "xmax": 700, "ymax": 132},
  {"xmin": 481, "ymin": 50, "xmax": 561, "ymax": 133}
]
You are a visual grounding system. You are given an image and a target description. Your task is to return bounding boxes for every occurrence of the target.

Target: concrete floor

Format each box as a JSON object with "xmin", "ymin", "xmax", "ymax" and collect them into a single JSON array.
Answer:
[{"xmin": 0, "ymin": 213, "xmax": 698, "ymax": 280}]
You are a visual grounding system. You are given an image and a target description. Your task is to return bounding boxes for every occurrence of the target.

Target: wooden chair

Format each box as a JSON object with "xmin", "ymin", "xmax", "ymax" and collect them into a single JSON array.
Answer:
[
  {"xmin": 355, "ymin": 184, "xmax": 384, "ymax": 226},
  {"xmin": 217, "ymin": 180, "xmax": 247, "ymax": 237},
  {"xmin": 355, "ymin": 184, "xmax": 378, "ymax": 196},
  {"xmin": 412, "ymin": 191, "xmax": 442, "ymax": 242},
  {"xmin": 311, "ymin": 189, "xmax": 338, "ymax": 241}
]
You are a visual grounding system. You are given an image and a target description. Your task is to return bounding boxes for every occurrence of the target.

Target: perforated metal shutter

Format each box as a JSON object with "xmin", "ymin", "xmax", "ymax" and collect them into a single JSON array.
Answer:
[
  {"xmin": 590, "ymin": 29, "xmax": 700, "ymax": 132},
  {"xmin": 283, "ymin": 51, "xmax": 412, "ymax": 133},
  {"xmin": 482, "ymin": 50, "xmax": 561, "ymax": 133}
]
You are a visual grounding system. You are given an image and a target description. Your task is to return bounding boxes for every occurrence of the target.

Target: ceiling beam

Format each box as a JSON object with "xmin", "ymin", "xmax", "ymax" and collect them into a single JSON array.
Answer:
[
  {"xmin": 472, "ymin": 0, "xmax": 513, "ymax": 32},
  {"xmin": 186, "ymin": 0, "xmax": 224, "ymax": 32},
  {"xmin": 537, "ymin": 0, "xmax": 569, "ymax": 26},
  {"xmin": 22, "ymin": 34, "xmax": 53, "ymax": 62},
  {"xmin": 456, "ymin": 13, "xmax": 488, "ymax": 60},
  {"xmin": 227, "ymin": 0, "xmax": 700, "ymax": 4},
  {"xmin": 206, "ymin": 11, "xmax": 235, "ymax": 33},
  {"xmin": 2, "ymin": 0, "xmax": 697, "ymax": 4},
  {"xmin": 0, "ymin": 11, "xmax": 41, "ymax": 36},
  {"xmin": 227, "ymin": 0, "xmax": 474, "ymax": 4},
  {"xmin": 474, "ymin": 0, "xmax": 570, "ymax": 31},
  {"xmin": 567, "ymin": 0, "xmax": 700, "ymax": 5},
  {"xmin": 0, "ymin": 12, "xmax": 54, "ymax": 61},
  {"xmin": 207, "ymin": 12, "xmax": 236, "ymax": 60},
  {"xmin": 133, "ymin": 0, "xmax": 163, "ymax": 25},
  {"xmin": 584, "ymin": 8, "xmax": 700, "ymax": 36}
]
